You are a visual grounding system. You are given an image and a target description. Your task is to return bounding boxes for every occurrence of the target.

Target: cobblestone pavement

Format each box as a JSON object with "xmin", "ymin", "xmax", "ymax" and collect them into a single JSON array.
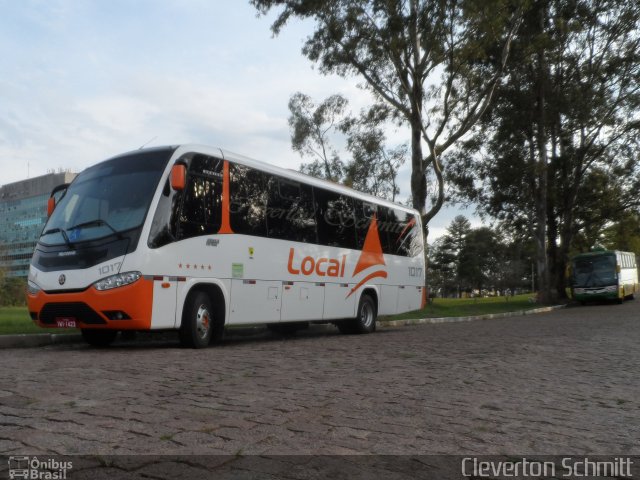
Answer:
[{"xmin": 0, "ymin": 300, "xmax": 638, "ymax": 458}]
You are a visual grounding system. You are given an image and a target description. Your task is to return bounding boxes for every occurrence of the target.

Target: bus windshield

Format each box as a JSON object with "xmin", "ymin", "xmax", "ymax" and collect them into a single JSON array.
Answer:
[
  {"xmin": 40, "ymin": 149, "xmax": 173, "ymax": 246},
  {"xmin": 572, "ymin": 254, "xmax": 617, "ymax": 288}
]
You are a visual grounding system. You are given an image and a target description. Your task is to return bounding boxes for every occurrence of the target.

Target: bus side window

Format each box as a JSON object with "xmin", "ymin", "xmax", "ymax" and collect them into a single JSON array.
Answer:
[
  {"xmin": 148, "ymin": 178, "xmax": 180, "ymax": 248},
  {"xmin": 314, "ymin": 188, "xmax": 357, "ymax": 250},
  {"xmin": 354, "ymin": 201, "xmax": 378, "ymax": 250},
  {"xmin": 177, "ymin": 155, "xmax": 223, "ymax": 240},
  {"xmin": 391, "ymin": 209, "xmax": 420, "ymax": 257},
  {"xmin": 229, "ymin": 163, "xmax": 268, "ymax": 236},
  {"xmin": 266, "ymin": 178, "xmax": 317, "ymax": 243},
  {"xmin": 376, "ymin": 206, "xmax": 396, "ymax": 255}
]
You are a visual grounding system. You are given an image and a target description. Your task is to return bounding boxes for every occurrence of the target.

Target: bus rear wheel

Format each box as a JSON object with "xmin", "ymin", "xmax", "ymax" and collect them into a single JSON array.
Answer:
[
  {"xmin": 337, "ymin": 294, "xmax": 377, "ymax": 334},
  {"xmin": 81, "ymin": 329, "xmax": 117, "ymax": 347},
  {"xmin": 180, "ymin": 291, "xmax": 214, "ymax": 348}
]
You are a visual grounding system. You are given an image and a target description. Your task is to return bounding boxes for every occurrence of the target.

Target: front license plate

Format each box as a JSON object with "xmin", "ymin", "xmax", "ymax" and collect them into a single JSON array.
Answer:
[{"xmin": 54, "ymin": 317, "xmax": 77, "ymax": 328}]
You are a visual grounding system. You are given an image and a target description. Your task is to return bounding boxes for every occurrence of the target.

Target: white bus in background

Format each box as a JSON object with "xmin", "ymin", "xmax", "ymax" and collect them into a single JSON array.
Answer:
[
  {"xmin": 568, "ymin": 249, "xmax": 638, "ymax": 304},
  {"xmin": 27, "ymin": 145, "xmax": 425, "ymax": 347}
]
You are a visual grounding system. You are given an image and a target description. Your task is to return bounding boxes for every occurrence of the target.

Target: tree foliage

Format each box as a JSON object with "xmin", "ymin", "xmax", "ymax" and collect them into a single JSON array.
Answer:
[
  {"xmin": 428, "ymin": 216, "xmax": 530, "ymax": 296},
  {"xmin": 252, "ymin": 0, "xmax": 523, "ymax": 238},
  {"xmin": 288, "ymin": 92, "xmax": 347, "ymax": 182},
  {"xmin": 288, "ymin": 92, "xmax": 405, "ymax": 201},
  {"xmin": 448, "ymin": 0, "xmax": 640, "ymax": 301},
  {"xmin": 342, "ymin": 105, "xmax": 406, "ymax": 201}
]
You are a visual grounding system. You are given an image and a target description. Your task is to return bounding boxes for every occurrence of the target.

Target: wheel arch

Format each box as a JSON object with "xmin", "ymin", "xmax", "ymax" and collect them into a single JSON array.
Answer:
[
  {"xmin": 180, "ymin": 281, "xmax": 227, "ymax": 329},
  {"xmin": 360, "ymin": 287, "xmax": 379, "ymax": 315}
]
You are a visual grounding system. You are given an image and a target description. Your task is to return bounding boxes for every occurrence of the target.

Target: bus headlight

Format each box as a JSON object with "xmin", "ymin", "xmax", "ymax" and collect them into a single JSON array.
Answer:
[
  {"xmin": 94, "ymin": 271, "xmax": 141, "ymax": 291},
  {"xmin": 27, "ymin": 280, "xmax": 41, "ymax": 296}
]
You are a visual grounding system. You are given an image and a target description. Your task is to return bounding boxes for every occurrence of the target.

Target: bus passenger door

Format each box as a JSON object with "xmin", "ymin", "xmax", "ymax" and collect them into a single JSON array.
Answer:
[{"xmin": 151, "ymin": 276, "xmax": 178, "ymax": 328}]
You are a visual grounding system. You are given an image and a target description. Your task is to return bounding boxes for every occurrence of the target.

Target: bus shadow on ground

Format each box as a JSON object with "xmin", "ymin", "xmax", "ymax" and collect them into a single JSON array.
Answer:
[{"xmin": 83, "ymin": 322, "xmax": 397, "ymax": 350}]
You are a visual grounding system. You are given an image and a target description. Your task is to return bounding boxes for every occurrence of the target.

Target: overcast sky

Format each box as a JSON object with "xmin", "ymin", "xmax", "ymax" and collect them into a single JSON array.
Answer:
[{"xmin": 1, "ymin": 0, "xmax": 477, "ymax": 240}]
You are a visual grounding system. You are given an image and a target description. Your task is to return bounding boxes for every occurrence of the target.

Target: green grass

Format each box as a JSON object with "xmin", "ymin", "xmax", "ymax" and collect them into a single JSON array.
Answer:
[
  {"xmin": 0, "ymin": 306, "xmax": 78, "ymax": 335},
  {"xmin": 1, "ymin": 294, "xmax": 540, "ymax": 335},
  {"xmin": 382, "ymin": 293, "xmax": 540, "ymax": 321}
]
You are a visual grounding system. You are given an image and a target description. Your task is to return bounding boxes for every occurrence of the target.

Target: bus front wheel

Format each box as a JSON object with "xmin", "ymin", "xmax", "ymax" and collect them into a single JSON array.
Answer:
[{"xmin": 180, "ymin": 291, "xmax": 213, "ymax": 348}]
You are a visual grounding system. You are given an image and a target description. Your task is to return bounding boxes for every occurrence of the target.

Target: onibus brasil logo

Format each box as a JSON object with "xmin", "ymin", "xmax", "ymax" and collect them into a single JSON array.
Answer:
[{"xmin": 8, "ymin": 456, "xmax": 72, "ymax": 479}]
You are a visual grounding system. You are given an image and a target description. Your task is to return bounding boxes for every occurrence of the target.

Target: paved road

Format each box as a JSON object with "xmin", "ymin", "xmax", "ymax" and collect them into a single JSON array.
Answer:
[{"xmin": 0, "ymin": 300, "xmax": 638, "ymax": 458}]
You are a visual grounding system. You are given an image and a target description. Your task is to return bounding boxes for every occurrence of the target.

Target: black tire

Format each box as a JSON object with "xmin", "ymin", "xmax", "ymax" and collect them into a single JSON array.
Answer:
[
  {"xmin": 355, "ymin": 294, "xmax": 377, "ymax": 333},
  {"xmin": 81, "ymin": 329, "xmax": 117, "ymax": 347},
  {"xmin": 338, "ymin": 294, "xmax": 377, "ymax": 334},
  {"xmin": 180, "ymin": 291, "xmax": 214, "ymax": 348}
]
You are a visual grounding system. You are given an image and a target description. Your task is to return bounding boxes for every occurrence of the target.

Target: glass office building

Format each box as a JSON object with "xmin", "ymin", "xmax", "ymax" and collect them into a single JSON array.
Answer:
[{"xmin": 0, "ymin": 172, "xmax": 77, "ymax": 278}]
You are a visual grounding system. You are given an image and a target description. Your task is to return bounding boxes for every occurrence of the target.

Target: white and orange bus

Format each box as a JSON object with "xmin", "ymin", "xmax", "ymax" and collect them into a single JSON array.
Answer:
[{"xmin": 27, "ymin": 145, "xmax": 425, "ymax": 347}]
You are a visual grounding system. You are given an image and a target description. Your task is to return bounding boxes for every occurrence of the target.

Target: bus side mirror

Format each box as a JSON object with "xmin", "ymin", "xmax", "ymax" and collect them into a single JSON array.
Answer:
[
  {"xmin": 47, "ymin": 183, "xmax": 69, "ymax": 217},
  {"xmin": 47, "ymin": 197, "xmax": 56, "ymax": 217},
  {"xmin": 171, "ymin": 164, "xmax": 186, "ymax": 191}
]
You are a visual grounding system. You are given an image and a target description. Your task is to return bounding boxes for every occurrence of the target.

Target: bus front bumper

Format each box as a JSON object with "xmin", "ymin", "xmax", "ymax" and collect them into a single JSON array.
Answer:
[
  {"xmin": 27, "ymin": 277, "xmax": 154, "ymax": 330},
  {"xmin": 572, "ymin": 285, "xmax": 620, "ymax": 301}
]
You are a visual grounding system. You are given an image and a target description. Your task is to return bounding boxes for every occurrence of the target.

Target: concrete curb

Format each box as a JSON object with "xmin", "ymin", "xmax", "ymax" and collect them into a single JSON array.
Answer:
[
  {"xmin": 0, "ymin": 305, "xmax": 567, "ymax": 349},
  {"xmin": 379, "ymin": 304, "xmax": 567, "ymax": 328}
]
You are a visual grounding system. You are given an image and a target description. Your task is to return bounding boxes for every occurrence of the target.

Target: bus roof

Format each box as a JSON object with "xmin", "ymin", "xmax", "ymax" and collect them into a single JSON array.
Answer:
[{"xmin": 572, "ymin": 250, "xmax": 634, "ymax": 259}]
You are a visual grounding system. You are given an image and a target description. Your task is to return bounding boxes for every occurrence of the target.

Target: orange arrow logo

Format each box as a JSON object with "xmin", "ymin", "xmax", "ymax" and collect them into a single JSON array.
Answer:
[{"xmin": 347, "ymin": 215, "xmax": 387, "ymax": 298}]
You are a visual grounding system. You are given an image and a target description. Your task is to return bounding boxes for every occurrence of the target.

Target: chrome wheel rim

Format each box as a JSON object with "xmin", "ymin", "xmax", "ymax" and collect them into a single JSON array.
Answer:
[
  {"xmin": 360, "ymin": 302, "xmax": 374, "ymax": 328},
  {"xmin": 196, "ymin": 304, "xmax": 211, "ymax": 340}
]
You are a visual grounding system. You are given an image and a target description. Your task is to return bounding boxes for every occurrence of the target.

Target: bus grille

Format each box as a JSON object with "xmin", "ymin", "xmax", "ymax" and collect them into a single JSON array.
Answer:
[{"xmin": 39, "ymin": 302, "xmax": 107, "ymax": 325}]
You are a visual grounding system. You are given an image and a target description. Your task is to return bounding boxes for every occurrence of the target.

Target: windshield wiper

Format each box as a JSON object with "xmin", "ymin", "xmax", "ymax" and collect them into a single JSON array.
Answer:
[
  {"xmin": 42, "ymin": 227, "xmax": 74, "ymax": 249},
  {"xmin": 67, "ymin": 219, "xmax": 123, "ymax": 238},
  {"xmin": 67, "ymin": 218, "xmax": 120, "ymax": 236}
]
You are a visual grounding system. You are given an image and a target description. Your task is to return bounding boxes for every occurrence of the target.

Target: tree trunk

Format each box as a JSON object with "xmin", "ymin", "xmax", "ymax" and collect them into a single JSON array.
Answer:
[
  {"xmin": 409, "ymin": 112, "xmax": 426, "ymax": 216},
  {"xmin": 534, "ymin": 2, "xmax": 551, "ymax": 304}
]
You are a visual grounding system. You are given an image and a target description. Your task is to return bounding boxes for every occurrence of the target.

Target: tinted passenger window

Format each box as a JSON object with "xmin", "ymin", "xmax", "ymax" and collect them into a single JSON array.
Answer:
[
  {"xmin": 177, "ymin": 155, "xmax": 223, "ymax": 240},
  {"xmin": 354, "ymin": 201, "xmax": 378, "ymax": 250},
  {"xmin": 229, "ymin": 164, "xmax": 269, "ymax": 236},
  {"xmin": 266, "ymin": 178, "xmax": 317, "ymax": 243},
  {"xmin": 148, "ymin": 179, "xmax": 180, "ymax": 248},
  {"xmin": 387, "ymin": 209, "xmax": 421, "ymax": 257},
  {"xmin": 315, "ymin": 188, "xmax": 357, "ymax": 250}
]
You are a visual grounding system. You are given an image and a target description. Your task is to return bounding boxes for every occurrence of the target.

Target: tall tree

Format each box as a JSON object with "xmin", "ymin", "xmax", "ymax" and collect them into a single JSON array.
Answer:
[
  {"xmin": 449, "ymin": 0, "xmax": 640, "ymax": 302},
  {"xmin": 459, "ymin": 226, "xmax": 502, "ymax": 293},
  {"xmin": 288, "ymin": 92, "xmax": 347, "ymax": 182},
  {"xmin": 427, "ymin": 236, "xmax": 457, "ymax": 297},
  {"xmin": 342, "ymin": 105, "xmax": 406, "ymax": 201},
  {"xmin": 252, "ymin": 0, "xmax": 523, "ymax": 238},
  {"xmin": 600, "ymin": 212, "xmax": 640, "ymax": 257},
  {"xmin": 288, "ymin": 93, "xmax": 406, "ymax": 200},
  {"xmin": 438, "ymin": 215, "xmax": 471, "ymax": 296}
]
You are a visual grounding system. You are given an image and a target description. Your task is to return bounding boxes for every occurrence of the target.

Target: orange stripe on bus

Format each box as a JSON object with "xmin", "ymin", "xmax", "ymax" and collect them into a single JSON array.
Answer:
[
  {"xmin": 28, "ymin": 278, "xmax": 154, "ymax": 330},
  {"xmin": 346, "ymin": 270, "xmax": 388, "ymax": 299},
  {"xmin": 218, "ymin": 160, "xmax": 234, "ymax": 234}
]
